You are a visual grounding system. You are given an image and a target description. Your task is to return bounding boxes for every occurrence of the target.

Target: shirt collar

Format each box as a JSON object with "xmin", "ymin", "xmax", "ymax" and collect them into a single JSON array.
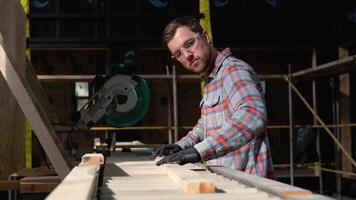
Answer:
[{"xmin": 203, "ymin": 48, "xmax": 232, "ymax": 81}]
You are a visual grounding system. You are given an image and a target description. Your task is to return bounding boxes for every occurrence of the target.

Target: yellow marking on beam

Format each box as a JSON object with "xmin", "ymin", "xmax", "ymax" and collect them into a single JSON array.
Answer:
[
  {"xmin": 26, "ymin": 49, "xmax": 31, "ymax": 61},
  {"xmin": 21, "ymin": 0, "xmax": 32, "ymax": 169},
  {"xmin": 199, "ymin": 0, "xmax": 213, "ymax": 96},
  {"xmin": 199, "ymin": 0, "xmax": 213, "ymax": 42}
]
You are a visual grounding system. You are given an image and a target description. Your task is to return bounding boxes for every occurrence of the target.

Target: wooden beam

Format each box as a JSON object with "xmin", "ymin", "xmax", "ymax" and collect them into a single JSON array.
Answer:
[
  {"xmin": 47, "ymin": 154, "xmax": 103, "ymax": 199},
  {"xmin": 20, "ymin": 175, "xmax": 60, "ymax": 194},
  {"xmin": 101, "ymin": 193, "xmax": 277, "ymax": 200},
  {"xmin": 0, "ymin": 0, "xmax": 27, "ymax": 179},
  {"xmin": 25, "ymin": 60, "xmax": 59, "ymax": 123},
  {"xmin": 292, "ymin": 55, "xmax": 356, "ymax": 77},
  {"xmin": 20, "ymin": 182, "xmax": 59, "ymax": 193},
  {"xmin": 339, "ymin": 47, "xmax": 352, "ymax": 177},
  {"xmin": 10, "ymin": 168, "xmax": 57, "ymax": 178},
  {"xmin": 209, "ymin": 166, "xmax": 316, "ymax": 199},
  {"xmin": 0, "ymin": 0, "xmax": 26, "ymax": 71},
  {"xmin": 46, "ymin": 165, "xmax": 99, "ymax": 200},
  {"xmin": 0, "ymin": 41, "xmax": 71, "ymax": 179},
  {"xmin": 0, "ymin": 181, "xmax": 20, "ymax": 191},
  {"xmin": 0, "ymin": 0, "xmax": 70, "ymax": 179}
]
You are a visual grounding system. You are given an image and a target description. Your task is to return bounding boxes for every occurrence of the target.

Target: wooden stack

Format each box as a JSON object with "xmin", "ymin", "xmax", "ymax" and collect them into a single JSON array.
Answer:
[
  {"xmin": 100, "ymin": 149, "xmax": 282, "ymax": 200},
  {"xmin": 45, "ymin": 148, "xmax": 334, "ymax": 200}
]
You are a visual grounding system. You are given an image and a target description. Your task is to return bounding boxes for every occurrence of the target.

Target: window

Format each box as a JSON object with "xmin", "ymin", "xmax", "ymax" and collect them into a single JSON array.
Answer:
[{"xmin": 75, "ymin": 82, "xmax": 89, "ymax": 111}]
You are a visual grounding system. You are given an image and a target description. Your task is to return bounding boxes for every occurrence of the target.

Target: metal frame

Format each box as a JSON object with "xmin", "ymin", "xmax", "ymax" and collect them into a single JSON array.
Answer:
[{"xmin": 289, "ymin": 50, "xmax": 356, "ymax": 198}]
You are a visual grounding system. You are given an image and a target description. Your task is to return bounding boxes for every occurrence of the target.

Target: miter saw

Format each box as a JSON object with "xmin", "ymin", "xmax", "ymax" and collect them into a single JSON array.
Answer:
[{"xmin": 75, "ymin": 74, "xmax": 150, "ymax": 130}]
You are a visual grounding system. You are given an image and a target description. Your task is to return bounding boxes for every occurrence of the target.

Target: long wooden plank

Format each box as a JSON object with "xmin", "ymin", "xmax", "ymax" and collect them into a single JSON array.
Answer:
[
  {"xmin": 0, "ymin": 0, "xmax": 26, "ymax": 71},
  {"xmin": 0, "ymin": 0, "xmax": 27, "ymax": 179},
  {"xmin": 0, "ymin": 41, "xmax": 71, "ymax": 179},
  {"xmin": 0, "ymin": 0, "xmax": 69, "ymax": 180},
  {"xmin": 101, "ymin": 193, "xmax": 280, "ymax": 200},
  {"xmin": 46, "ymin": 165, "xmax": 98, "ymax": 200},
  {"xmin": 0, "ymin": 181, "xmax": 20, "ymax": 191},
  {"xmin": 47, "ymin": 153, "xmax": 103, "ymax": 199},
  {"xmin": 20, "ymin": 182, "xmax": 58, "ymax": 193},
  {"xmin": 292, "ymin": 55, "xmax": 356, "ymax": 77},
  {"xmin": 209, "ymin": 166, "xmax": 324, "ymax": 200},
  {"xmin": 25, "ymin": 60, "xmax": 59, "ymax": 123},
  {"xmin": 102, "ymin": 151, "xmax": 282, "ymax": 199}
]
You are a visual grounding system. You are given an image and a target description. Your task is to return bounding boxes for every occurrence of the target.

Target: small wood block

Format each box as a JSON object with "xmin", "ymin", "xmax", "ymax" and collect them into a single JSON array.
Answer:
[
  {"xmin": 182, "ymin": 179, "xmax": 215, "ymax": 194},
  {"xmin": 281, "ymin": 190, "xmax": 313, "ymax": 198},
  {"xmin": 80, "ymin": 153, "xmax": 104, "ymax": 166},
  {"xmin": 162, "ymin": 164, "xmax": 215, "ymax": 194}
]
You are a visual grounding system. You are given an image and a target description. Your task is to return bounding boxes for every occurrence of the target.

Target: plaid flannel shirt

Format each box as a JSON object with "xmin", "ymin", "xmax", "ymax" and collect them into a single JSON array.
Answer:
[{"xmin": 176, "ymin": 48, "xmax": 274, "ymax": 178}]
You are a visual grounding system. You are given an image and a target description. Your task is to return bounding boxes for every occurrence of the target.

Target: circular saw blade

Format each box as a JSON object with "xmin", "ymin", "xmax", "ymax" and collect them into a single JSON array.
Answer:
[{"xmin": 105, "ymin": 78, "xmax": 150, "ymax": 128}]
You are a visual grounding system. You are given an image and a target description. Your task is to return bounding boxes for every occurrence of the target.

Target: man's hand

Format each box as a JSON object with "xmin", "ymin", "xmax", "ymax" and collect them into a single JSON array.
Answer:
[
  {"xmin": 151, "ymin": 144, "xmax": 182, "ymax": 159},
  {"xmin": 156, "ymin": 147, "xmax": 201, "ymax": 166}
]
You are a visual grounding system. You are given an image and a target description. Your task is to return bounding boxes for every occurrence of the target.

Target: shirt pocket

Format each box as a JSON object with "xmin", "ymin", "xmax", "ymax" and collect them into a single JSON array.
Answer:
[
  {"xmin": 202, "ymin": 93, "xmax": 223, "ymax": 130},
  {"xmin": 200, "ymin": 93, "xmax": 220, "ymax": 109}
]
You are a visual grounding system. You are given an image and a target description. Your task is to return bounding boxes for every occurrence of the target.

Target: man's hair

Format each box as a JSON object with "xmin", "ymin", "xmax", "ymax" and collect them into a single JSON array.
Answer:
[{"xmin": 162, "ymin": 16, "xmax": 203, "ymax": 48}]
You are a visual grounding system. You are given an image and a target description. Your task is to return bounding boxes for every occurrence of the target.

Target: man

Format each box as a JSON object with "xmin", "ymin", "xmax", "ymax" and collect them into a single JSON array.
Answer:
[{"xmin": 152, "ymin": 16, "xmax": 274, "ymax": 178}]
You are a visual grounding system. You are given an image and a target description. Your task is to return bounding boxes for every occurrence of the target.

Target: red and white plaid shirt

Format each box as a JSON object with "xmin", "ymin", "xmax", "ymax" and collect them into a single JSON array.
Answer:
[{"xmin": 177, "ymin": 48, "xmax": 274, "ymax": 178}]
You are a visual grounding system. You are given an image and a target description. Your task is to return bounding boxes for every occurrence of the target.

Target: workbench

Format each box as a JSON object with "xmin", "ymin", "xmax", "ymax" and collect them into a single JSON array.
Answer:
[{"xmin": 47, "ymin": 148, "xmax": 334, "ymax": 200}]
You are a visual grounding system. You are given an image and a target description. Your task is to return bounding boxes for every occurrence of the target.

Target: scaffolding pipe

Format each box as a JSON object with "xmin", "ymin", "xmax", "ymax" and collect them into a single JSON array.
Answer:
[
  {"xmin": 284, "ymin": 75, "xmax": 356, "ymax": 168},
  {"xmin": 172, "ymin": 65, "xmax": 179, "ymax": 142},
  {"xmin": 166, "ymin": 65, "xmax": 173, "ymax": 144},
  {"xmin": 312, "ymin": 49, "xmax": 323, "ymax": 194},
  {"xmin": 288, "ymin": 65, "xmax": 294, "ymax": 185},
  {"xmin": 330, "ymin": 77, "xmax": 342, "ymax": 200}
]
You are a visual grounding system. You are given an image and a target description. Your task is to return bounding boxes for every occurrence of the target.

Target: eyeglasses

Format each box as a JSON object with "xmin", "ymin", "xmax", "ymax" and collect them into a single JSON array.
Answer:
[{"xmin": 171, "ymin": 33, "xmax": 201, "ymax": 60}]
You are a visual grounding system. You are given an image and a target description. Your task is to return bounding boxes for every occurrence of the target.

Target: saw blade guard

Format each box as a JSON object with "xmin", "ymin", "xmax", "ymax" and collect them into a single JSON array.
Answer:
[
  {"xmin": 78, "ymin": 74, "xmax": 150, "ymax": 129},
  {"xmin": 104, "ymin": 75, "xmax": 150, "ymax": 128}
]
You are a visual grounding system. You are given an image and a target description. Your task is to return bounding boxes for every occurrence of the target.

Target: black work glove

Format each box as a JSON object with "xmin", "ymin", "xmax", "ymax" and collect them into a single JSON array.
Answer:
[
  {"xmin": 156, "ymin": 147, "xmax": 201, "ymax": 166},
  {"xmin": 151, "ymin": 144, "xmax": 182, "ymax": 159}
]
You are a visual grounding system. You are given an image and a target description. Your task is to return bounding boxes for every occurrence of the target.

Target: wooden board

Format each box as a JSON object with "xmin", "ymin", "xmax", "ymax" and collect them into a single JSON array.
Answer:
[
  {"xmin": 0, "ymin": 0, "xmax": 73, "ymax": 181},
  {"xmin": 0, "ymin": 0, "xmax": 26, "ymax": 72},
  {"xmin": 0, "ymin": 181, "xmax": 20, "ymax": 191},
  {"xmin": 101, "ymin": 150, "xmax": 281, "ymax": 200},
  {"xmin": 0, "ymin": 41, "xmax": 71, "ymax": 179},
  {"xmin": 0, "ymin": 0, "xmax": 26, "ymax": 179},
  {"xmin": 339, "ymin": 47, "xmax": 353, "ymax": 176},
  {"xmin": 25, "ymin": 60, "xmax": 59, "ymax": 123},
  {"xmin": 0, "ymin": 0, "xmax": 69, "ymax": 180},
  {"xmin": 209, "ymin": 166, "xmax": 315, "ymax": 199},
  {"xmin": 46, "ymin": 165, "xmax": 99, "ymax": 200},
  {"xmin": 20, "ymin": 182, "xmax": 59, "ymax": 193}
]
